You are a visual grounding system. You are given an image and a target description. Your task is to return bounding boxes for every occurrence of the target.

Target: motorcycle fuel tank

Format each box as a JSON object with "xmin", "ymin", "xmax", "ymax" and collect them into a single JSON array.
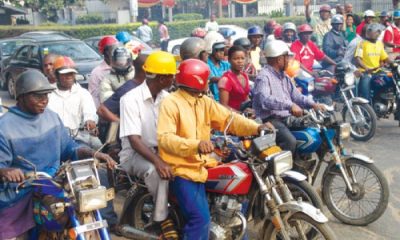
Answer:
[
  {"xmin": 292, "ymin": 128, "xmax": 322, "ymax": 154},
  {"xmin": 206, "ymin": 162, "xmax": 253, "ymax": 195}
]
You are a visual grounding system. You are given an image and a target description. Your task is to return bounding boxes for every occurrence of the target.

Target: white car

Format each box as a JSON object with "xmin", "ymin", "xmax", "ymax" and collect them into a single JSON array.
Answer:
[{"xmin": 167, "ymin": 25, "xmax": 248, "ymax": 55}]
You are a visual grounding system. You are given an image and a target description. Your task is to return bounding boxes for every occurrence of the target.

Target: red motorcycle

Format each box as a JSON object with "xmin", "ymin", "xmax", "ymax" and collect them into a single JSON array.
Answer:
[{"xmin": 118, "ymin": 118, "xmax": 335, "ymax": 240}]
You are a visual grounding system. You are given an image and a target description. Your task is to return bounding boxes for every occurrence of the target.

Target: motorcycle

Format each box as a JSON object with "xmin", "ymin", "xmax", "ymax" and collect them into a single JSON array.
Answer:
[
  {"xmin": 291, "ymin": 106, "xmax": 389, "ymax": 226},
  {"xmin": 295, "ymin": 63, "xmax": 377, "ymax": 141},
  {"xmin": 14, "ymin": 157, "xmax": 115, "ymax": 240},
  {"xmin": 370, "ymin": 62, "xmax": 400, "ymax": 126},
  {"xmin": 120, "ymin": 115, "xmax": 335, "ymax": 240}
]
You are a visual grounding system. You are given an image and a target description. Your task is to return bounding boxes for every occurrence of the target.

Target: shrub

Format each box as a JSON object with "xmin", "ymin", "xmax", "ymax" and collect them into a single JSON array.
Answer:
[
  {"xmin": 173, "ymin": 13, "xmax": 203, "ymax": 21},
  {"xmin": 16, "ymin": 18, "xmax": 29, "ymax": 25},
  {"xmin": 76, "ymin": 14, "xmax": 104, "ymax": 25},
  {"xmin": 269, "ymin": 9, "xmax": 285, "ymax": 18}
]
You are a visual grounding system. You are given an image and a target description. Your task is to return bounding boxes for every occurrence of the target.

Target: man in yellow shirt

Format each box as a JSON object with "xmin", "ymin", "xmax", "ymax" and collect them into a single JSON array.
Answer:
[
  {"xmin": 355, "ymin": 23, "xmax": 390, "ymax": 100},
  {"xmin": 157, "ymin": 59, "xmax": 273, "ymax": 240}
]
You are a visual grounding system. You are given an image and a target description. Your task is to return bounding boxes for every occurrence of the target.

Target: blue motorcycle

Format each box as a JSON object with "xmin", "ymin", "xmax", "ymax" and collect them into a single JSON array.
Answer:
[
  {"xmin": 290, "ymin": 107, "xmax": 389, "ymax": 226},
  {"xmin": 16, "ymin": 157, "xmax": 113, "ymax": 240}
]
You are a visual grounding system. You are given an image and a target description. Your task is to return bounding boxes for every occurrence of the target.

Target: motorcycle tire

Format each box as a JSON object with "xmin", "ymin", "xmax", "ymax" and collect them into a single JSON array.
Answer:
[
  {"xmin": 342, "ymin": 102, "xmax": 377, "ymax": 141},
  {"xmin": 262, "ymin": 212, "xmax": 336, "ymax": 240},
  {"xmin": 322, "ymin": 158, "xmax": 389, "ymax": 226},
  {"xmin": 282, "ymin": 177, "xmax": 324, "ymax": 212}
]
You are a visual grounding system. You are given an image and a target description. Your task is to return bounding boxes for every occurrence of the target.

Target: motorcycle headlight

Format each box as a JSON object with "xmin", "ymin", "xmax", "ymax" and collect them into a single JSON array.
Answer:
[
  {"xmin": 344, "ymin": 72, "xmax": 355, "ymax": 86},
  {"xmin": 339, "ymin": 123, "xmax": 351, "ymax": 140},
  {"xmin": 79, "ymin": 186, "xmax": 107, "ymax": 212},
  {"xmin": 307, "ymin": 80, "xmax": 315, "ymax": 92},
  {"xmin": 266, "ymin": 151, "xmax": 293, "ymax": 175}
]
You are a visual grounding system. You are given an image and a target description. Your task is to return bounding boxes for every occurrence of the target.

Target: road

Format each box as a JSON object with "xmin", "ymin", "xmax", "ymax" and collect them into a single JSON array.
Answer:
[{"xmin": 1, "ymin": 90, "xmax": 399, "ymax": 239}]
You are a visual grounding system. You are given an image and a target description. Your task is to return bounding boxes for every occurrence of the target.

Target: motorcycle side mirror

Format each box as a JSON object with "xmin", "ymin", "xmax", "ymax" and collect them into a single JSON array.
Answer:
[{"xmin": 223, "ymin": 112, "xmax": 235, "ymax": 142}]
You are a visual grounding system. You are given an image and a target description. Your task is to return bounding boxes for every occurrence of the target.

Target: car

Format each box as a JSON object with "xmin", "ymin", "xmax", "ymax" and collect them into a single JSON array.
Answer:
[
  {"xmin": 167, "ymin": 24, "xmax": 248, "ymax": 55},
  {"xmin": 0, "ymin": 38, "xmax": 35, "ymax": 83},
  {"xmin": 2, "ymin": 39, "xmax": 103, "ymax": 98},
  {"xmin": 18, "ymin": 31, "xmax": 75, "ymax": 41},
  {"xmin": 84, "ymin": 35, "xmax": 153, "ymax": 55}
]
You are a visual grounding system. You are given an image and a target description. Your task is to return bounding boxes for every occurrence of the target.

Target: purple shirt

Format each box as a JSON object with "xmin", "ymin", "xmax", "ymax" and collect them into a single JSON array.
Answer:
[
  {"xmin": 252, "ymin": 65, "xmax": 314, "ymax": 119},
  {"xmin": 89, "ymin": 61, "xmax": 111, "ymax": 108}
]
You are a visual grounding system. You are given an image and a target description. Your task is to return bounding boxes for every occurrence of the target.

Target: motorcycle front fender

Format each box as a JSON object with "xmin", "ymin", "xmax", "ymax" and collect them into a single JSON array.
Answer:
[
  {"xmin": 281, "ymin": 170, "xmax": 307, "ymax": 182},
  {"xmin": 278, "ymin": 201, "xmax": 328, "ymax": 223},
  {"xmin": 342, "ymin": 153, "xmax": 374, "ymax": 164},
  {"xmin": 349, "ymin": 97, "xmax": 369, "ymax": 104}
]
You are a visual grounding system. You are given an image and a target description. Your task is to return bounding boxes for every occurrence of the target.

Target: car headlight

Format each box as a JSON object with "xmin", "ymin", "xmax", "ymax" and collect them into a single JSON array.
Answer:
[
  {"xmin": 344, "ymin": 72, "xmax": 355, "ymax": 86},
  {"xmin": 76, "ymin": 74, "xmax": 84, "ymax": 81},
  {"xmin": 266, "ymin": 151, "xmax": 293, "ymax": 175},
  {"xmin": 307, "ymin": 80, "xmax": 315, "ymax": 92},
  {"xmin": 79, "ymin": 186, "xmax": 107, "ymax": 212},
  {"xmin": 339, "ymin": 123, "xmax": 351, "ymax": 140}
]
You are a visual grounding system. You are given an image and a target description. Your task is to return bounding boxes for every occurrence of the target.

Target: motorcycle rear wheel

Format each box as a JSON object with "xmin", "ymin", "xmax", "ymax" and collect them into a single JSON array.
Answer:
[
  {"xmin": 322, "ymin": 159, "xmax": 389, "ymax": 226},
  {"xmin": 262, "ymin": 212, "xmax": 336, "ymax": 240},
  {"xmin": 342, "ymin": 102, "xmax": 377, "ymax": 141}
]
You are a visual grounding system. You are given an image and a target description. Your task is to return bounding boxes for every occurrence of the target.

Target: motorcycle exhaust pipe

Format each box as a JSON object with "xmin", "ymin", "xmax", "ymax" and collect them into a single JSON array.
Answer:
[{"xmin": 120, "ymin": 224, "xmax": 160, "ymax": 240}]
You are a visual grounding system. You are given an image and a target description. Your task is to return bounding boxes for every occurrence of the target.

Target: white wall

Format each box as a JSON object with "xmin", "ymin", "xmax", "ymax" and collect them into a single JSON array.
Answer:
[{"xmin": 258, "ymin": 0, "xmax": 285, "ymax": 15}]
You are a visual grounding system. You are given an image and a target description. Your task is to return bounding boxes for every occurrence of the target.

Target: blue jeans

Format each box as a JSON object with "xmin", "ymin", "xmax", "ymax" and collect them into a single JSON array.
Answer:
[
  {"xmin": 98, "ymin": 168, "xmax": 118, "ymax": 226},
  {"xmin": 359, "ymin": 73, "xmax": 373, "ymax": 102},
  {"xmin": 170, "ymin": 177, "xmax": 210, "ymax": 240}
]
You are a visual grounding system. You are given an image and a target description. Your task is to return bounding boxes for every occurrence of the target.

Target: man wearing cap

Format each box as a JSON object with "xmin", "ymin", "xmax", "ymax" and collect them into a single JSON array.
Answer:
[
  {"xmin": 253, "ymin": 40, "xmax": 325, "ymax": 154},
  {"xmin": 305, "ymin": 0, "xmax": 332, "ymax": 47},
  {"xmin": 137, "ymin": 18, "xmax": 153, "ymax": 45},
  {"xmin": 0, "ymin": 70, "xmax": 115, "ymax": 240},
  {"xmin": 383, "ymin": 10, "xmax": 400, "ymax": 58},
  {"xmin": 356, "ymin": 10, "xmax": 376, "ymax": 35}
]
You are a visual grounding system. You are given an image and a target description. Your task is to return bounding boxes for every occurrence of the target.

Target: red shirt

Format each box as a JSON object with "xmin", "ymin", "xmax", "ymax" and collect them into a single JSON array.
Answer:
[
  {"xmin": 383, "ymin": 24, "xmax": 400, "ymax": 53},
  {"xmin": 290, "ymin": 40, "xmax": 325, "ymax": 72},
  {"xmin": 218, "ymin": 70, "xmax": 250, "ymax": 111},
  {"xmin": 356, "ymin": 21, "xmax": 366, "ymax": 35}
]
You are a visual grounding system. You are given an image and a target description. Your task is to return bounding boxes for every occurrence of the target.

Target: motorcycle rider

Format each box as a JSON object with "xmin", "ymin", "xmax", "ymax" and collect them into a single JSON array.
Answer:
[
  {"xmin": 233, "ymin": 37, "xmax": 256, "ymax": 81},
  {"xmin": 157, "ymin": 58, "xmax": 273, "ymax": 240},
  {"xmin": 305, "ymin": 0, "xmax": 332, "ymax": 47},
  {"xmin": 179, "ymin": 37, "xmax": 208, "ymax": 62},
  {"xmin": 253, "ymin": 40, "xmax": 325, "ymax": 154},
  {"xmin": 42, "ymin": 53, "xmax": 58, "ymax": 85},
  {"xmin": 247, "ymin": 26, "xmax": 265, "ymax": 72},
  {"xmin": 290, "ymin": 24, "xmax": 336, "ymax": 74},
  {"xmin": 89, "ymin": 36, "xmax": 119, "ymax": 108},
  {"xmin": 356, "ymin": 10, "xmax": 376, "ymax": 35},
  {"xmin": 383, "ymin": 10, "xmax": 400, "ymax": 59},
  {"xmin": 355, "ymin": 23, "xmax": 391, "ymax": 101},
  {"xmin": 100, "ymin": 46, "xmax": 135, "ymax": 103},
  {"xmin": 0, "ymin": 70, "xmax": 115, "ymax": 240},
  {"xmin": 323, "ymin": 14, "xmax": 348, "ymax": 66},
  {"xmin": 119, "ymin": 51, "xmax": 178, "ymax": 240},
  {"xmin": 282, "ymin": 22, "xmax": 297, "ymax": 47},
  {"xmin": 47, "ymin": 56, "xmax": 102, "ymax": 150},
  {"xmin": 204, "ymin": 31, "xmax": 230, "ymax": 101}
]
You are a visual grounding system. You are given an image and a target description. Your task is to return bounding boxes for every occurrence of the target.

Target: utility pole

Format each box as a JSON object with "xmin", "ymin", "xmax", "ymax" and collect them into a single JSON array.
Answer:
[{"xmin": 218, "ymin": 0, "xmax": 223, "ymax": 18}]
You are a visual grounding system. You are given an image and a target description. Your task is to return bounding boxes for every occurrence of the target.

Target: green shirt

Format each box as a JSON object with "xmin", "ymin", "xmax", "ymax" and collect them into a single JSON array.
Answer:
[{"xmin": 345, "ymin": 25, "xmax": 357, "ymax": 43}]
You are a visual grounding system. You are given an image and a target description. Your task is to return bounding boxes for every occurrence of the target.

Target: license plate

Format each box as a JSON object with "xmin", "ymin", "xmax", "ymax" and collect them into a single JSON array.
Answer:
[{"xmin": 75, "ymin": 220, "xmax": 108, "ymax": 234}]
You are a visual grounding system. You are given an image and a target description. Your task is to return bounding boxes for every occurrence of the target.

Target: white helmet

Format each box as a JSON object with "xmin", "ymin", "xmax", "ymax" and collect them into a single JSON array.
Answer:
[
  {"xmin": 283, "ymin": 22, "xmax": 297, "ymax": 33},
  {"xmin": 204, "ymin": 31, "xmax": 225, "ymax": 54},
  {"xmin": 364, "ymin": 10, "xmax": 375, "ymax": 17},
  {"xmin": 264, "ymin": 40, "xmax": 293, "ymax": 58}
]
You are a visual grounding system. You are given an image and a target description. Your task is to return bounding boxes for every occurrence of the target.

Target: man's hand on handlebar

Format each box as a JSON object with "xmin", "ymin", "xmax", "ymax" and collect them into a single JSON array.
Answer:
[
  {"xmin": 258, "ymin": 122, "xmax": 275, "ymax": 134},
  {"xmin": 291, "ymin": 104, "xmax": 303, "ymax": 117},
  {"xmin": 0, "ymin": 168, "xmax": 25, "ymax": 183},
  {"xmin": 198, "ymin": 140, "xmax": 215, "ymax": 155},
  {"xmin": 94, "ymin": 152, "xmax": 117, "ymax": 170},
  {"xmin": 312, "ymin": 103, "xmax": 326, "ymax": 112}
]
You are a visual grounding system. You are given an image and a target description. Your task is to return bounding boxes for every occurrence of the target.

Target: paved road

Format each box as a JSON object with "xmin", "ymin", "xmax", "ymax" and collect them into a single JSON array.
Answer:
[{"xmin": 1, "ymin": 91, "xmax": 399, "ymax": 239}]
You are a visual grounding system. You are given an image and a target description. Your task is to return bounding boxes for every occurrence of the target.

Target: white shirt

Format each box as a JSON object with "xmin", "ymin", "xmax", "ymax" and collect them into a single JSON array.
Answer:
[
  {"xmin": 47, "ymin": 83, "xmax": 98, "ymax": 131},
  {"xmin": 205, "ymin": 21, "xmax": 219, "ymax": 32},
  {"xmin": 137, "ymin": 24, "xmax": 153, "ymax": 43},
  {"xmin": 119, "ymin": 82, "xmax": 169, "ymax": 163}
]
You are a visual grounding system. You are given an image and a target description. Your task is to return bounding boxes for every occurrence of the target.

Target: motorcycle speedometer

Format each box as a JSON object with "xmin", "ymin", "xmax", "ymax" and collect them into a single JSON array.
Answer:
[{"xmin": 344, "ymin": 72, "xmax": 355, "ymax": 86}]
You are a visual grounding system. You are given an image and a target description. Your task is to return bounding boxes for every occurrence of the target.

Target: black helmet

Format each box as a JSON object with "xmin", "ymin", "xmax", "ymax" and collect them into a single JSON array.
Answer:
[
  {"xmin": 233, "ymin": 37, "xmax": 251, "ymax": 49},
  {"xmin": 180, "ymin": 37, "xmax": 207, "ymax": 60},
  {"xmin": 16, "ymin": 70, "xmax": 55, "ymax": 98},
  {"xmin": 111, "ymin": 47, "xmax": 132, "ymax": 74}
]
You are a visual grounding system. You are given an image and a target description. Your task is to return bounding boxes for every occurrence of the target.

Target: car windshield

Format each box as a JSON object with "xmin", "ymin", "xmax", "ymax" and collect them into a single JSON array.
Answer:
[
  {"xmin": 41, "ymin": 41, "xmax": 102, "ymax": 61},
  {"xmin": 1, "ymin": 40, "xmax": 30, "ymax": 57}
]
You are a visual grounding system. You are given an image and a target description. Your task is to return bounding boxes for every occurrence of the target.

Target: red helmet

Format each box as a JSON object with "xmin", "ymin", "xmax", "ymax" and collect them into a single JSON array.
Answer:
[
  {"xmin": 176, "ymin": 59, "xmax": 210, "ymax": 92},
  {"xmin": 191, "ymin": 27, "xmax": 207, "ymax": 38},
  {"xmin": 98, "ymin": 36, "xmax": 118, "ymax": 54},
  {"xmin": 274, "ymin": 24, "xmax": 283, "ymax": 39},
  {"xmin": 297, "ymin": 24, "xmax": 313, "ymax": 34}
]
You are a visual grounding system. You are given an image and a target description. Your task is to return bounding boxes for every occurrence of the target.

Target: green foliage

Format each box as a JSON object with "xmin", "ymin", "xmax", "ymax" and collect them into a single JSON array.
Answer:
[
  {"xmin": 76, "ymin": 14, "xmax": 104, "ymax": 24},
  {"xmin": 268, "ymin": 9, "xmax": 285, "ymax": 18},
  {"xmin": 16, "ymin": 18, "xmax": 30, "ymax": 25},
  {"xmin": 173, "ymin": 13, "xmax": 204, "ymax": 21},
  {"xmin": 0, "ymin": 16, "xmax": 306, "ymax": 41}
]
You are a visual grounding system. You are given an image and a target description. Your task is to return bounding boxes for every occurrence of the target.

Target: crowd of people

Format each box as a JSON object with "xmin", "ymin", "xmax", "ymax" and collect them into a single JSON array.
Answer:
[{"xmin": 1, "ymin": 3, "xmax": 399, "ymax": 240}]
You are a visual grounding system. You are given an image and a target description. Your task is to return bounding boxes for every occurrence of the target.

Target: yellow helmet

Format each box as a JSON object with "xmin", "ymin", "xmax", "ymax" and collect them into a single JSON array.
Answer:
[{"xmin": 142, "ymin": 51, "xmax": 177, "ymax": 75}]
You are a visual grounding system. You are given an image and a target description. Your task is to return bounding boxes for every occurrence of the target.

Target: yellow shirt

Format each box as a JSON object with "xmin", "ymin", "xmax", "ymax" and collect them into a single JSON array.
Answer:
[
  {"xmin": 354, "ymin": 40, "xmax": 388, "ymax": 72},
  {"xmin": 250, "ymin": 47, "xmax": 262, "ymax": 71},
  {"xmin": 157, "ymin": 89, "xmax": 260, "ymax": 183}
]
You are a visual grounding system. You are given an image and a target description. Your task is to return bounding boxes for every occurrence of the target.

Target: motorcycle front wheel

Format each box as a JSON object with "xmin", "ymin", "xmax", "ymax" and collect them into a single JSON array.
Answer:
[
  {"xmin": 283, "ymin": 177, "xmax": 324, "ymax": 211},
  {"xmin": 342, "ymin": 102, "xmax": 377, "ymax": 141},
  {"xmin": 262, "ymin": 212, "xmax": 336, "ymax": 240},
  {"xmin": 322, "ymin": 158, "xmax": 389, "ymax": 226}
]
